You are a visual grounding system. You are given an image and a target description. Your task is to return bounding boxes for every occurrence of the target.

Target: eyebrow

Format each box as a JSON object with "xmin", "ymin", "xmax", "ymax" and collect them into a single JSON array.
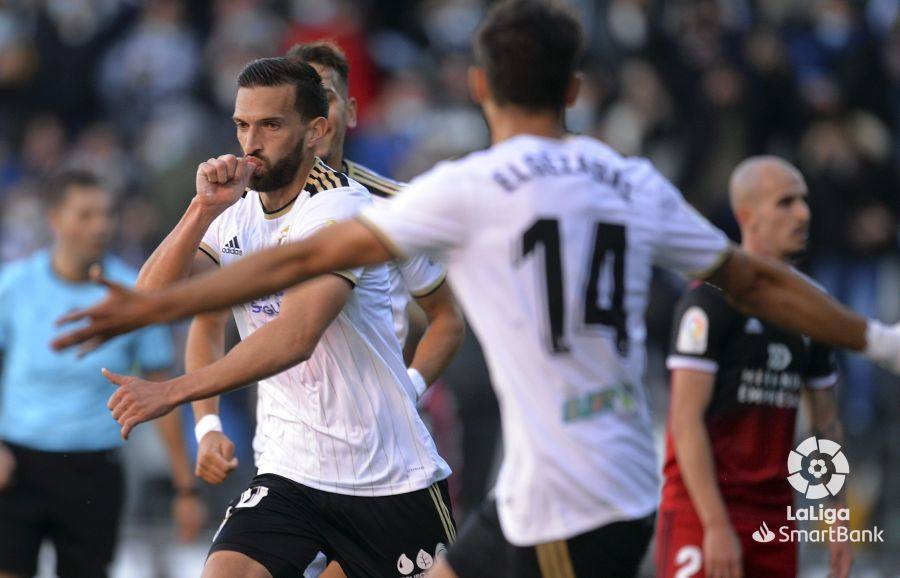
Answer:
[{"xmin": 232, "ymin": 116, "xmax": 286, "ymax": 123}]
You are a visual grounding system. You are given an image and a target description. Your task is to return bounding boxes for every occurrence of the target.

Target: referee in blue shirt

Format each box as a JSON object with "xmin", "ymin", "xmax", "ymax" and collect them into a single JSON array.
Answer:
[{"xmin": 0, "ymin": 171, "xmax": 204, "ymax": 578}]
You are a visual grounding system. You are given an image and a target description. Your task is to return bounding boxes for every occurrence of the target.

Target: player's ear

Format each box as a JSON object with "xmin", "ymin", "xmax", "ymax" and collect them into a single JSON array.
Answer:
[
  {"xmin": 346, "ymin": 96, "xmax": 358, "ymax": 129},
  {"xmin": 734, "ymin": 205, "xmax": 753, "ymax": 229},
  {"xmin": 468, "ymin": 66, "xmax": 489, "ymax": 105},
  {"xmin": 306, "ymin": 116, "xmax": 329, "ymax": 148},
  {"xmin": 565, "ymin": 73, "xmax": 582, "ymax": 107}
]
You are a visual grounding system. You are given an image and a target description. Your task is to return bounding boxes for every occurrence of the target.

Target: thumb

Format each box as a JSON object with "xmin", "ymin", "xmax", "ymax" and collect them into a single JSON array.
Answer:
[
  {"xmin": 101, "ymin": 368, "xmax": 127, "ymax": 386},
  {"xmin": 221, "ymin": 439, "xmax": 235, "ymax": 460},
  {"xmin": 221, "ymin": 440, "xmax": 239, "ymax": 469},
  {"xmin": 236, "ymin": 157, "xmax": 257, "ymax": 185}
]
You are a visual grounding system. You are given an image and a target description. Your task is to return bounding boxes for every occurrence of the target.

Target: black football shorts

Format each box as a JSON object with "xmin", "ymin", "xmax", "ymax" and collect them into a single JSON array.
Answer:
[
  {"xmin": 446, "ymin": 497, "xmax": 654, "ymax": 578},
  {"xmin": 210, "ymin": 473, "xmax": 456, "ymax": 578}
]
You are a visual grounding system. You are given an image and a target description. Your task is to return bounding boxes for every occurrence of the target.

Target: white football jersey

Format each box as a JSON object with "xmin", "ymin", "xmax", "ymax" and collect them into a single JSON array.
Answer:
[
  {"xmin": 344, "ymin": 160, "xmax": 447, "ymax": 345},
  {"xmin": 359, "ymin": 135, "xmax": 731, "ymax": 544},
  {"xmin": 200, "ymin": 159, "xmax": 451, "ymax": 496}
]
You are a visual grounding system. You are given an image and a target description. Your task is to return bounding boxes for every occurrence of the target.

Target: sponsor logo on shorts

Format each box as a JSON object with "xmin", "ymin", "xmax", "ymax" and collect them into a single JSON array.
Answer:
[
  {"xmin": 396, "ymin": 548, "xmax": 437, "ymax": 577},
  {"xmin": 397, "ymin": 554, "xmax": 414, "ymax": 576}
]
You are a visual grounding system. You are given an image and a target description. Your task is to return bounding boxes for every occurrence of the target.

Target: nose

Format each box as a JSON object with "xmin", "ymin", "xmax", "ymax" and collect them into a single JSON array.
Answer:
[
  {"xmin": 243, "ymin": 126, "xmax": 263, "ymax": 155},
  {"xmin": 795, "ymin": 199, "xmax": 810, "ymax": 224}
]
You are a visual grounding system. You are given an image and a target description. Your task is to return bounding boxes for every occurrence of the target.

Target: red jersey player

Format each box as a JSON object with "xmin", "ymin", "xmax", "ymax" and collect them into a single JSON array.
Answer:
[{"xmin": 655, "ymin": 157, "xmax": 853, "ymax": 578}]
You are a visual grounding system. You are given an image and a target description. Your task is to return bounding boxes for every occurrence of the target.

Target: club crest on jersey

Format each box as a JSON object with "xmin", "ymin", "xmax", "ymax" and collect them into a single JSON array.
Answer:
[
  {"xmin": 745, "ymin": 317, "xmax": 764, "ymax": 334},
  {"xmin": 767, "ymin": 343, "xmax": 792, "ymax": 371},
  {"xmin": 676, "ymin": 306, "xmax": 708, "ymax": 354},
  {"xmin": 222, "ymin": 236, "xmax": 243, "ymax": 256}
]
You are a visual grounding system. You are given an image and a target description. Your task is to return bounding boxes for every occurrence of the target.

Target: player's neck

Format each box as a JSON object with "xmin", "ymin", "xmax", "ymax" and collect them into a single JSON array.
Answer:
[
  {"xmin": 322, "ymin": 150, "xmax": 344, "ymax": 172},
  {"xmin": 258, "ymin": 155, "xmax": 318, "ymax": 212},
  {"xmin": 51, "ymin": 246, "xmax": 94, "ymax": 282},
  {"xmin": 742, "ymin": 238, "xmax": 787, "ymax": 263},
  {"xmin": 487, "ymin": 106, "xmax": 566, "ymax": 144}
]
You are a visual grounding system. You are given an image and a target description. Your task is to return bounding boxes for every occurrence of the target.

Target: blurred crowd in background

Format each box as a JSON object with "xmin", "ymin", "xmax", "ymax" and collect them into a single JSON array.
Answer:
[{"xmin": 1, "ymin": 0, "xmax": 900, "ymax": 575}]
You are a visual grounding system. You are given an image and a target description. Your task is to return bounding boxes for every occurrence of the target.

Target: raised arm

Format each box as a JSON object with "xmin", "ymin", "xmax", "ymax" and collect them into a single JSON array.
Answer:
[{"xmin": 137, "ymin": 154, "xmax": 255, "ymax": 290}]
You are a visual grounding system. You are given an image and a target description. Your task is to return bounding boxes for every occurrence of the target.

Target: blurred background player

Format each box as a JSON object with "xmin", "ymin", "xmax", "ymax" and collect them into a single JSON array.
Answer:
[
  {"xmin": 131, "ymin": 58, "xmax": 455, "ymax": 578},
  {"xmin": 655, "ymin": 156, "xmax": 853, "ymax": 578},
  {"xmin": 0, "ymin": 170, "xmax": 204, "ymax": 578},
  {"xmin": 189, "ymin": 40, "xmax": 464, "ymax": 578}
]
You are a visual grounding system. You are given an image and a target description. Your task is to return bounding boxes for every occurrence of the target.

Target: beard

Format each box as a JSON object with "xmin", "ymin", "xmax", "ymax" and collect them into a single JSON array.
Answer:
[{"xmin": 250, "ymin": 137, "xmax": 306, "ymax": 192}]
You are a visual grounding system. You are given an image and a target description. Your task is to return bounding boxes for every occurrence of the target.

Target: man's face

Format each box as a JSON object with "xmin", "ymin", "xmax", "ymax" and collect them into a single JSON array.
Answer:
[
  {"xmin": 49, "ymin": 186, "xmax": 114, "ymax": 262},
  {"xmin": 309, "ymin": 63, "xmax": 356, "ymax": 166},
  {"xmin": 234, "ymin": 85, "xmax": 309, "ymax": 192},
  {"xmin": 752, "ymin": 173, "xmax": 811, "ymax": 259}
]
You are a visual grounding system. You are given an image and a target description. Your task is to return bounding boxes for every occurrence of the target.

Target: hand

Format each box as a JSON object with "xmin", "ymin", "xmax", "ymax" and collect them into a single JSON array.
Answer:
[
  {"xmin": 0, "ymin": 443, "xmax": 15, "ymax": 491},
  {"xmin": 52, "ymin": 275, "xmax": 157, "ymax": 353},
  {"xmin": 703, "ymin": 523, "xmax": 742, "ymax": 578},
  {"xmin": 105, "ymin": 369, "xmax": 177, "ymax": 439},
  {"xmin": 172, "ymin": 492, "xmax": 206, "ymax": 543},
  {"xmin": 195, "ymin": 154, "xmax": 259, "ymax": 212},
  {"xmin": 828, "ymin": 533, "xmax": 853, "ymax": 578},
  {"xmin": 195, "ymin": 431, "xmax": 239, "ymax": 484}
]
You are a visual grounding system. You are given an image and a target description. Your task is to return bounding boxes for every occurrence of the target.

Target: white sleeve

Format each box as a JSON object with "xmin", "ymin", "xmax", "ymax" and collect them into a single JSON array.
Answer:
[
  {"xmin": 199, "ymin": 213, "xmax": 223, "ymax": 266},
  {"xmin": 290, "ymin": 188, "xmax": 372, "ymax": 286},
  {"xmin": 398, "ymin": 254, "xmax": 447, "ymax": 298},
  {"xmin": 649, "ymin": 170, "xmax": 732, "ymax": 278},
  {"xmin": 357, "ymin": 162, "xmax": 469, "ymax": 261}
]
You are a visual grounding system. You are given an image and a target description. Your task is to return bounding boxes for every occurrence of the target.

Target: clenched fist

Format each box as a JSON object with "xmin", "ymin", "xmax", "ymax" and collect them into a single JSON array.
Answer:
[
  {"xmin": 195, "ymin": 430, "xmax": 239, "ymax": 484},
  {"xmin": 195, "ymin": 154, "xmax": 261, "ymax": 212}
]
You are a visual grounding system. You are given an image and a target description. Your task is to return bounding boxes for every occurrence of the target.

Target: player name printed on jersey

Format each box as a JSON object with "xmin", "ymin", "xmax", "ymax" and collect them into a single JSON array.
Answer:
[
  {"xmin": 201, "ymin": 158, "xmax": 450, "ymax": 496},
  {"xmin": 359, "ymin": 134, "xmax": 731, "ymax": 545}
]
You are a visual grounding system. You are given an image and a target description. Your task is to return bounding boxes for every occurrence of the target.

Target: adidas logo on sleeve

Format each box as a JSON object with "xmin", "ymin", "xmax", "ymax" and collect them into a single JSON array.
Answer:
[{"xmin": 222, "ymin": 236, "xmax": 243, "ymax": 256}]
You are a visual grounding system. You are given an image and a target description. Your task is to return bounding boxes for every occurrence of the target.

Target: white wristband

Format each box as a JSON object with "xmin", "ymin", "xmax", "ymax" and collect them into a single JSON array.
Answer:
[
  {"xmin": 864, "ymin": 319, "xmax": 900, "ymax": 374},
  {"xmin": 407, "ymin": 368, "xmax": 428, "ymax": 399},
  {"xmin": 194, "ymin": 414, "xmax": 223, "ymax": 443}
]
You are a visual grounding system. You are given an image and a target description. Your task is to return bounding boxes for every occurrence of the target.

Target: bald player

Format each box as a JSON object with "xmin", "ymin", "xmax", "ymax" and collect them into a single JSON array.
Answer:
[{"xmin": 655, "ymin": 157, "xmax": 853, "ymax": 578}]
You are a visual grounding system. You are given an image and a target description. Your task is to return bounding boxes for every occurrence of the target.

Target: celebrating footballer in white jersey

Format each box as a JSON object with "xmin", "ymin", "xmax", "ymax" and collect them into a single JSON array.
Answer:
[
  {"xmin": 198, "ymin": 159, "xmax": 450, "ymax": 494},
  {"xmin": 53, "ymin": 2, "xmax": 900, "ymax": 577},
  {"xmin": 103, "ymin": 57, "xmax": 456, "ymax": 578},
  {"xmin": 357, "ymin": 132, "xmax": 730, "ymax": 544}
]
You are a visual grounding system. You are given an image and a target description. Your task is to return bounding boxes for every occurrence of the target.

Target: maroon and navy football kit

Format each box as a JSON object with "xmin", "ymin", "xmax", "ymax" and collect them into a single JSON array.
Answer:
[{"xmin": 655, "ymin": 281, "xmax": 838, "ymax": 578}]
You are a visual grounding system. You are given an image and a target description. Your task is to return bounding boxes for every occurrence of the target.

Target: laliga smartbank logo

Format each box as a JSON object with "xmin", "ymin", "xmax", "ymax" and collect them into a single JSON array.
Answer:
[
  {"xmin": 751, "ymin": 436, "xmax": 884, "ymax": 544},
  {"xmin": 786, "ymin": 436, "xmax": 848, "ymax": 498}
]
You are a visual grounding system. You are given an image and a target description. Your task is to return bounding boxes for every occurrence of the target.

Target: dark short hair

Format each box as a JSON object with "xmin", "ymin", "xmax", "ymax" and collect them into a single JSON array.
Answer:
[
  {"xmin": 473, "ymin": 0, "xmax": 582, "ymax": 111},
  {"xmin": 285, "ymin": 41, "xmax": 350, "ymax": 94},
  {"xmin": 44, "ymin": 169, "xmax": 105, "ymax": 209},
  {"xmin": 237, "ymin": 57, "xmax": 328, "ymax": 120}
]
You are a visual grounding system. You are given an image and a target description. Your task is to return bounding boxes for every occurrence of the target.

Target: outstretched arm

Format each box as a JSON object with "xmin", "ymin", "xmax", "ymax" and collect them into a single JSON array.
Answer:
[
  {"xmin": 53, "ymin": 219, "xmax": 385, "ymax": 350},
  {"xmin": 707, "ymin": 249, "xmax": 870, "ymax": 352},
  {"xmin": 105, "ymin": 274, "xmax": 351, "ymax": 438}
]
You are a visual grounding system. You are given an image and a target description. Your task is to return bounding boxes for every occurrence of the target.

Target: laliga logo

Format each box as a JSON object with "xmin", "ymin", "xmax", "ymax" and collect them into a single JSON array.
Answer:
[{"xmin": 787, "ymin": 436, "xmax": 848, "ymax": 499}]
